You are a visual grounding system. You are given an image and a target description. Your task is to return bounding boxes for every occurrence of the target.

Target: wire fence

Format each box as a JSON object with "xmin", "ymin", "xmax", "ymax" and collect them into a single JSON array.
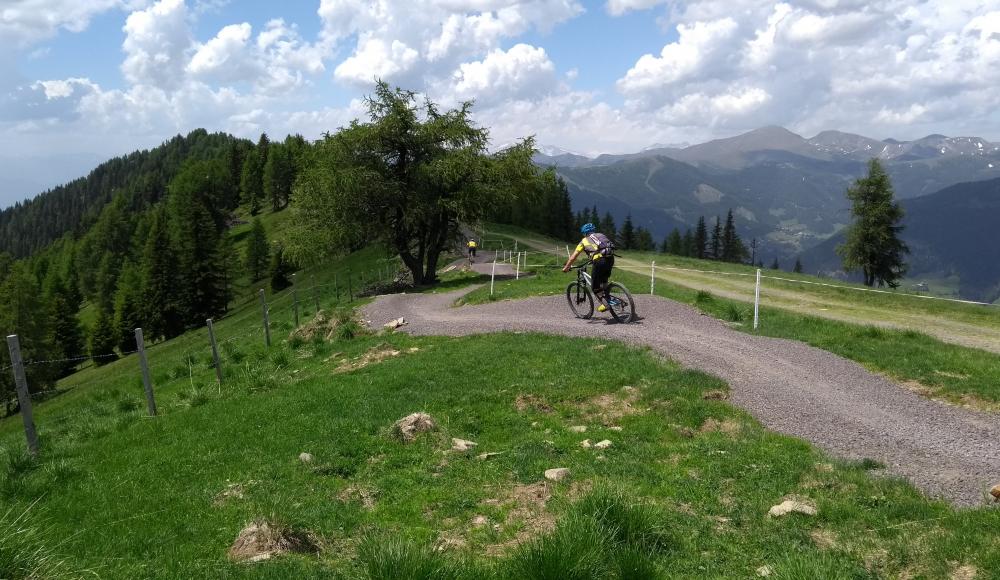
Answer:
[{"xmin": 1, "ymin": 260, "xmax": 407, "ymax": 456}]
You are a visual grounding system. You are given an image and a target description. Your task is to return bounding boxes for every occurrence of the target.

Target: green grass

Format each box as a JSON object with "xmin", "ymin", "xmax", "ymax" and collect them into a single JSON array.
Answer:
[
  {"xmin": 462, "ymin": 260, "xmax": 1000, "ymax": 407},
  {"xmin": 2, "ymin": 331, "xmax": 998, "ymax": 578}
]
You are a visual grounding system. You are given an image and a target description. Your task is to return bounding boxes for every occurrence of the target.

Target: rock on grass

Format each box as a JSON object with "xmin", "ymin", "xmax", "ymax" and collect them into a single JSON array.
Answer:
[
  {"xmin": 991, "ymin": 484, "xmax": 1000, "ymax": 502},
  {"xmin": 228, "ymin": 520, "xmax": 318, "ymax": 563},
  {"xmin": 544, "ymin": 468, "xmax": 570, "ymax": 482},
  {"xmin": 451, "ymin": 438, "xmax": 478, "ymax": 452},
  {"xmin": 768, "ymin": 498, "xmax": 817, "ymax": 517},
  {"xmin": 393, "ymin": 412, "xmax": 436, "ymax": 442}
]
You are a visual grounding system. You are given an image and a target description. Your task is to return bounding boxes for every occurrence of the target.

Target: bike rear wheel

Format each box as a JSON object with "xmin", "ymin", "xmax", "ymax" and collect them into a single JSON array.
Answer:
[
  {"xmin": 566, "ymin": 282, "xmax": 594, "ymax": 319},
  {"xmin": 606, "ymin": 282, "xmax": 636, "ymax": 323}
]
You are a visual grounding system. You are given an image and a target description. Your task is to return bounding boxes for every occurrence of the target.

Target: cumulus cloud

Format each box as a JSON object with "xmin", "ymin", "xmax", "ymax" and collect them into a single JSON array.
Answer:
[
  {"xmin": 0, "ymin": 0, "xmax": 129, "ymax": 48},
  {"xmin": 451, "ymin": 43, "xmax": 557, "ymax": 104}
]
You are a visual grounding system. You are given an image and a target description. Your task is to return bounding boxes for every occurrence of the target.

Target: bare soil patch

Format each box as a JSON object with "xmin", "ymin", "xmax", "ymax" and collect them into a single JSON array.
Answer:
[
  {"xmin": 336, "ymin": 344, "xmax": 402, "ymax": 373},
  {"xmin": 514, "ymin": 393, "xmax": 553, "ymax": 414},
  {"xmin": 228, "ymin": 520, "xmax": 319, "ymax": 563}
]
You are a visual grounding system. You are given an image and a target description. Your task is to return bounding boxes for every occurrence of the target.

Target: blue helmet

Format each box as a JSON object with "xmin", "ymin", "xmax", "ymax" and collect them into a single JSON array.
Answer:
[{"xmin": 580, "ymin": 222, "xmax": 596, "ymax": 234}]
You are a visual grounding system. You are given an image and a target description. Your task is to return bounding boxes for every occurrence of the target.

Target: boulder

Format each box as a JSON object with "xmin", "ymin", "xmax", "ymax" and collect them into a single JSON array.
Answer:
[
  {"xmin": 394, "ymin": 412, "xmax": 436, "ymax": 442},
  {"xmin": 991, "ymin": 484, "xmax": 1000, "ymax": 502},
  {"xmin": 580, "ymin": 439, "xmax": 592, "ymax": 448},
  {"xmin": 768, "ymin": 499, "xmax": 817, "ymax": 517},
  {"xmin": 544, "ymin": 467, "xmax": 570, "ymax": 482},
  {"xmin": 384, "ymin": 317, "xmax": 407, "ymax": 330},
  {"xmin": 594, "ymin": 440, "xmax": 612, "ymax": 449},
  {"xmin": 451, "ymin": 438, "xmax": 478, "ymax": 452}
]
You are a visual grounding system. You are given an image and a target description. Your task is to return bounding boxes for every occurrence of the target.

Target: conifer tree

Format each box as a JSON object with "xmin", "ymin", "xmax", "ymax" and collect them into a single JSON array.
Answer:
[
  {"xmin": 590, "ymin": 205, "xmax": 599, "ymax": 227},
  {"xmin": 269, "ymin": 244, "xmax": 293, "ymax": 292},
  {"xmin": 770, "ymin": 258, "xmax": 780, "ymax": 270},
  {"xmin": 264, "ymin": 143, "xmax": 294, "ymax": 211},
  {"xmin": 635, "ymin": 227, "xmax": 654, "ymax": 251},
  {"xmin": 47, "ymin": 275, "xmax": 85, "ymax": 377},
  {"xmin": 90, "ymin": 306, "xmax": 118, "ymax": 366},
  {"xmin": 793, "ymin": 258, "xmax": 804, "ymax": 273},
  {"xmin": 113, "ymin": 261, "xmax": 144, "ymax": 352},
  {"xmin": 601, "ymin": 211, "xmax": 617, "ymax": 238},
  {"xmin": 139, "ymin": 207, "xmax": 182, "ymax": 341},
  {"xmin": 240, "ymin": 150, "xmax": 264, "ymax": 216},
  {"xmin": 682, "ymin": 228, "xmax": 694, "ymax": 257},
  {"xmin": 664, "ymin": 228, "xmax": 683, "ymax": 255},
  {"xmin": 0, "ymin": 264, "xmax": 57, "ymax": 407},
  {"xmin": 709, "ymin": 216, "xmax": 722, "ymax": 260},
  {"xmin": 620, "ymin": 214, "xmax": 635, "ymax": 249},
  {"xmin": 721, "ymin": 209, "xmax": 747, "ymax": 263},
  {"xmin": 693, "ymin": 217, "xmax": 708, "ymax": 259},
  {"xmin": 837, "ymin": 158, "xmax": 909, "ymax": 287},
  {"xmin": 245, "ymin": 218, "xmax": 270, "ymax": 282}
]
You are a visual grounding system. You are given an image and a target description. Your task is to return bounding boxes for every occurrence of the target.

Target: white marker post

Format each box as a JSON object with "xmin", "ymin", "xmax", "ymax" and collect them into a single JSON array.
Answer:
[
  {"xmin": 490, "ymin": 259, "xmax": 497, "ymax": 296},
  {"xmin": 516, "ymin": 252, "xmax": 521, "ymax": 280},
  {"xmin": 650, "ymin": 261, "xmax": 656, "ymax": 295},
  {"xmin": 753, "ymin": 269, "xmax": 762, "ymax": 330}
]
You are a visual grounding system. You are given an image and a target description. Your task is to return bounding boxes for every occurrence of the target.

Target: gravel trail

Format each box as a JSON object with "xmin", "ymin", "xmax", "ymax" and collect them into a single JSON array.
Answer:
[{"xmin": 363, "ymin": 280, "xmax": 1000, "ymax": 507}]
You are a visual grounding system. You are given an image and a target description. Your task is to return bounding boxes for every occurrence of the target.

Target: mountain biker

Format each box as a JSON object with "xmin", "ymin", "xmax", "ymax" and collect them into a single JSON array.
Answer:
[
  {"xmin": 467, "ymin": 239, "xmax": 478, "ymax": 259},
  {"xmin": 563, "ymin": 223, "xmax": 615, "ymax": 312}
]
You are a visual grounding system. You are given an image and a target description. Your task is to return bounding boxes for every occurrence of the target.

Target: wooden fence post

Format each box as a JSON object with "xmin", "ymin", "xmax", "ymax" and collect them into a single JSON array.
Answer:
[
  {"xmin": 6, "ymin": 335, "xmax": 39, "ymax": 457},
  {"xmin": 259, "ymin": 289, "xmax": 271, "ymax": 347},
  {"xmin": 206, "ymin": 319, "xmax": 223, "ymax": 385},
  {"xmin": 134, "ymin": 328, "xmax": 157, "ymax": 416}
]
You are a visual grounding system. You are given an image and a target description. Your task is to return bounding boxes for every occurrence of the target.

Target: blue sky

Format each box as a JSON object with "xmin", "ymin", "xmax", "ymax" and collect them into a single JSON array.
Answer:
[{"xmin": 2, "ymin": 0, "xmax": 999, "ymax": 208}]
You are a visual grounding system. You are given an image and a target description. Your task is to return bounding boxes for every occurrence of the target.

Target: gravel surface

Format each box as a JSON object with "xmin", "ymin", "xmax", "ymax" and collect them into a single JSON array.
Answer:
[{"xmin": 363, "ymin": 278, "xmax": 1000, "ymax": 507}]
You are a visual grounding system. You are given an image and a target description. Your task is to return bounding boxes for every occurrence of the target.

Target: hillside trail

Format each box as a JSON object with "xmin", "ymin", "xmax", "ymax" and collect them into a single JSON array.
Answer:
[
  {"xmin": 515, "ymin": 234, "xmax": 1000, "ymax": 354},
  {"xmin": 363, "ymin": 269, "xmax": 1000, "ymax": 507}
]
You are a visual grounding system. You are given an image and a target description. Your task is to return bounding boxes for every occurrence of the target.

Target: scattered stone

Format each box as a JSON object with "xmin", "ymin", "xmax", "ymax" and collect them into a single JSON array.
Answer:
[
  {"xmin": 594, "ymin": 440, "xmax": 613, "ymax": 449},
  {"xmin": 393, "ymin": 412, "xmax": 436, "ymax": 442},
  {"xmin": 451, "ymin": 438, "xmax": 478, "ymax": 452},
  {"xmin": 702, "ymin": 390, "xmax": 729, "ymax": 401},
  {"xmin": 228, "ymin": 520, "xmax": 318, "ymax": 563},
  {"xmin": 544, "ymin": 467, "xmax": 570, "ymax": 482},
  {"xmin": 592, "ymin": 344, "xmax": 607, "ymax": 350},
  {"xmin": 608, "ymin": 426, "xmax": 623, "ymax": 432},
  {"xmin": 568, "ymin": 425, "xmax": 587, "ymax": 433},
  {"xmin": 990, "ymin": 484, "xmax": 1000, "ymax": 502},
  {"xmin": 768, "ymin": 499, "xmax": 817, "ymax": 517},
  {"xmin": 756, "ymin": 565, "xmax": 773, "ymax": 577},
  {"xmin": 580, "ymin": 439, "xmax": 592, "ymax": 448},
  {"xmin": 298, "ymin": 452, "xmax": 314, "ymax": 463},
  {"xmin": 407, "ymin": 347, "xmax": 420, "ymax": 353},
  {"xmin": 471, "ymin": 515, "xmax": 489, "ymax": 527},
  {"xmin": 384, "ymin": 317, "xmax": 407, "ymax": 330},
  {"xmin": 477, "ymin": 452, "xmax": 503, "ymax": 461}
]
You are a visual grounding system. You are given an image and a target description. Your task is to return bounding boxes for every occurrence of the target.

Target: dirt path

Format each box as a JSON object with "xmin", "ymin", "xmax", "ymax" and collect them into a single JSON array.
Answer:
[
  {"xmin": 363, "ymin": 287, "xmax": 1000, "ymax": 507},
  {"xmin": 511, "ymin": 234, "xmax": 1000, "ymax": 354}
]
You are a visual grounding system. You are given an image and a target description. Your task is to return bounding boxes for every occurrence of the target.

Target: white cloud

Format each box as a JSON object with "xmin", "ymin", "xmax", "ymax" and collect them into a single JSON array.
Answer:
[
  {"xmin": 121, "ymin": 0, "xmax": 192, "ymax": 89},
  {"xmin": 605, "ymin": 0, "xmax": 668, "ymax": 17},
  {"xmin": 334, "ymin": 36, "xmax": 420, "ymax": 85},
  {"xmin": 452, "ymin": 43, "xmax": 557, "ymax": 104},
  {"xmin": 31, "ymin": 78, "xmax": 100, "ymax": 99},
  {"xmin": 0, "ymin": 0, "xmax": 129, "ymax": 47}
]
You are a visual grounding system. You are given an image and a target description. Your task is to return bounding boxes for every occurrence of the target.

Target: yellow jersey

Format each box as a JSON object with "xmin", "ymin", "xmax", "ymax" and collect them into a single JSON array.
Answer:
[
  {"xmin": 576, "ymin": 233, "xmax": 611, "ymax": 259},
  {"xmin": 467, "ymin": 240, "xmax": 477, "ymax": 248}
]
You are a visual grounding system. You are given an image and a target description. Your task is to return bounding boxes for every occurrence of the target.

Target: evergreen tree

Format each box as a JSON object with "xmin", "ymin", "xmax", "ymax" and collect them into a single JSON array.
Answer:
[
  {"xmin": 139, "ymin": 206, "xmax": 182, "ymax": 341},
  {"xmin": 693, "ymin": 217, "xmax": 708, "ymax": 259},
  {"xmin": 263, "ymin": 143, "xmax": 294, "ymax": 211},
  {"xmin": 269, "ymin": 244, "xmax": 294, "ymax": 292},
  {"xmin": 721, "ymin": 209, "xmax": 747, "ymax": 263},
  {"xmin": 793, "ymin": 258, "xmax": 804, "ymax": 274},
  {"xmin": 590, "ymin": 205, "xmax": 599, "ymax": 227},
  {"xmin": 770, "ymin": 258, "xmax": 780, "ymax": 270},
  {"xmin": 113, "ymin": 261, "xmax": 143, "ymax": 352},
  {"xmin": 0, "ymin": 264, "xmax": 57, "ymax": 412},
  {"xmin": 635, "ymin": 227, "xmax": 655, "ymax": 251},
  {"xmin": 620, "ymin": 214, "xmax": 636, "ymax": 249},
  {"xmin": 709, "ymin": 216, "xmax": 722, "ymax": 260},
  {"xmin": 94, "ymin": 253, "xmax": 120, "ymax": 313},
  {"xmin": 89, "ymin": 306, "xmax": 118, "ymax": 366},
  {"xmin": 601, "ymin": 211, "xmax": 617, "ymax": 238},
  {"xmin": 222, "ymin": 140, "xmax": 246, "ymax": 210},
  {"xmin": 240, "ymin": 150, "xmax": 264, "ymax": 216},
  {"xmin": 837, "ymin": 158, "xmax": 909, "ymax": 287},
  {"xmin": 46, "ymin": 275, "xmax": 85, "ymax": 377},
  {"xmin": 664, "ymin": 228, "xmax": 684, "ymax": 255},
  {"xmin": 169, "ymin": 160, "xmax": 231, "ymax": 326},
  {"xmin": 682, "ymin": 228, "xmax": 695, "ymax": 258},
  {"xmin": 245, "ymin": 218, "xmax": 270, "ymax": 281}
]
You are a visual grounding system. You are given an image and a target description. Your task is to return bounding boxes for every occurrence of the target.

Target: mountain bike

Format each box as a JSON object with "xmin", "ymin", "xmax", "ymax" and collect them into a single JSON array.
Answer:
[{"xmin": 566, "ymin": 260, "xmax": 636, "ymax": 323}]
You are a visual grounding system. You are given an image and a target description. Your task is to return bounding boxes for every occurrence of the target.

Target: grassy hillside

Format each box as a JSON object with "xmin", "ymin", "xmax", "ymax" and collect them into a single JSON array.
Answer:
[{"xmin": 474, "ymin": 225, "xmax": 1000, "ymax": 407}]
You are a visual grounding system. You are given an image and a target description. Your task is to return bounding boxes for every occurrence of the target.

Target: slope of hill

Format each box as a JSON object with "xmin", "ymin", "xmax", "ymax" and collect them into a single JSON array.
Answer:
[{"xmin": 801, "ymin": 177, "xmax": 1000, "ymax": 302}]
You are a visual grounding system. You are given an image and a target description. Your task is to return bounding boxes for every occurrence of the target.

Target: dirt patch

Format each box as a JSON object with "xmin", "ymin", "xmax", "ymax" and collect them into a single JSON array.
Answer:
[
  {"xmin": 337, "ymin": 485, "xmax": 378, "ymax": 510},
  {"xmin": 228, "ymin": 520, "xmax": 319, "ymax": 563},
  {"xmin": 901, "ymin": 380, "xmax": 1000, "ymax": 413},
  {"xmin": 336, "ymin": 344, "xmax": 402, "ymax": 373},
  {"xmin": 699, "ymin": 417, "xmax": 742, "ymax": 436},
  {"xmin": 810, "ymin": 528, "xmax": 839, "ymax": 550},
  {"xmin": 951, "ymin": 564, "xmax": 978, "ymax": 580},
  {"xmin": 290, "ymin": 311, "xmax": 343, "ymax": 342},
  {"xmin": 213, "ymin": 481, "xmax": 256, "ymax": 506},
  {"xmin": 480, "ymin": 481, "xmax": 560, "ymax": 556},
  {"xmin": 702, "ymin": 390, "xmax": 729, "ymax": 401},
  {"xmin": 580, "ymin": 386, "xmax": 642, "ymax": 424},
  {"xmin": 934, "ymin": 370, "xmax": 970, "ymax": 380},
  {"xmin": 515, "ymin": 393, "xmax": 553, "ymax": 414}
]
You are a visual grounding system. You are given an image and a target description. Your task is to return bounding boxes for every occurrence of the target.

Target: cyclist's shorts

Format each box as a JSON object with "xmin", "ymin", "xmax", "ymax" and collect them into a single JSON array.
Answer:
[{"xmin": 592, "ymin": 256, "xmax": 614, "ymax": 291}]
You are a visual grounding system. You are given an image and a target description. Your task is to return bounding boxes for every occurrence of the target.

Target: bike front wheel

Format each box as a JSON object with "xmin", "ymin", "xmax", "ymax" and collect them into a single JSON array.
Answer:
[
  {"xmin": 606, "ymin": 282, "xmax": 636, "ymax": 323},
  {"xmin": 566, "ymin": 282, "xmax": 594, "ymax": 319}
]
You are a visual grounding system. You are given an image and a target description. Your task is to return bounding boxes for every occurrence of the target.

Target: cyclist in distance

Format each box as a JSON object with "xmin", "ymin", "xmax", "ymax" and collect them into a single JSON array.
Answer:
[
  {"xmin": 467, "ymin": 238, "xmax": 478, "ymax": 261},
  {"xmin": 563, "ymin": 223, "xmax": 615, "ymax": 312}
]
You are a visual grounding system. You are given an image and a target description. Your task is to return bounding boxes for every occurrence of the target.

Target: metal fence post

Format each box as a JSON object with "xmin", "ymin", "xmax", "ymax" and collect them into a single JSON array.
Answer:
[
  {"xmin": 259, "ymin": 289, "xmax": 271, "ymax": 347},
  {"xmin": 650, "ymin": 261, "xmax": 656, "ymax": 295},
  {"xmin": 516, "ymin": 251, "xmax": 520, "ymax": 280},
  {"xmin": 6, "ymin": 335, "xmax": 39, "ymax": 457},
  {"xmin": 491, "ymin": 259, "xmax": 497, "ymax": 296},
  {"xmin": 754, "ymin": 269, "xmax": 762, "ymax": 330},
  {"xmin": 206, "ymin": 319, "xmax": 223, "ymax": 385},
  {"xmin": 134, "ymin": 328, "xmax": 157, "ymax": 416}
]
